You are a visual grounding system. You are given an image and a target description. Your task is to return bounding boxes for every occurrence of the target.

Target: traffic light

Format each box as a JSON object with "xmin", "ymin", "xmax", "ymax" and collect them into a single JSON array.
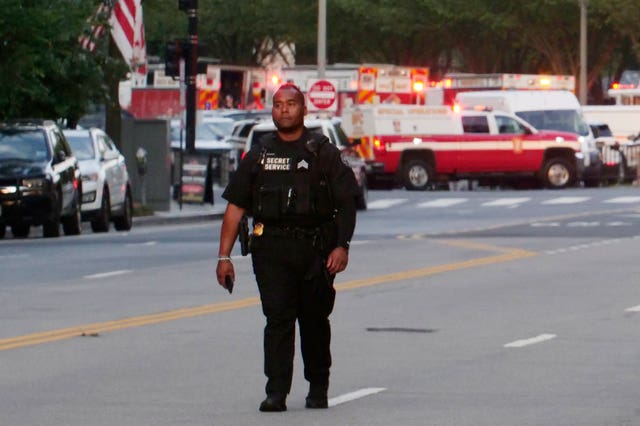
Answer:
[
  {"xmin": 178, "ymin": 0, "xmax": 197, "ymax": 11},
  {"xmin": 164, "ymin": 40, "xmax": 185, "ymax": 78}
]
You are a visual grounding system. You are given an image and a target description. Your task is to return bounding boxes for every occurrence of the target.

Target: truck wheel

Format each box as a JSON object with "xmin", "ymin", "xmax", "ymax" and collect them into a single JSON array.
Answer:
[
  {"xmin": 91, "ymin": 189, "xmax": 110, "ymax": 233},
  {"xmin": 0, "ymin": 224, "xmax": 5, "ymax": 239},
  {"xmin": 355, "ymin": 174, "xmax": 368, "ymax": 210},
  {"xmin": 62, "ymin": 192, "xmax": 82, "ymax": 236},
  {"xmin": 113, "ymin": 190, "xmax": 133, "ymax": 231},
  {"xmin": 11, "ymin": 223, "xmax": 30, "ymax": 238},
  {"xmin": 540, "ymin": 158, "xmax": 574, "ymax": 189},
  {"xmin": 43, "ymin": 193, "xmax": 61, "ymax": 238},
  {"xmin": 403, "ymin": 159, "xmax": 434, "ymax": 191}
]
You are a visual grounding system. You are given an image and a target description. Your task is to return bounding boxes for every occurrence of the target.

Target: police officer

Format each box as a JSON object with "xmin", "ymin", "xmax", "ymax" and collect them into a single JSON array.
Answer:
[{"xmin": 216, "ymin": 83, "xmax": 358, "ymax": 412}]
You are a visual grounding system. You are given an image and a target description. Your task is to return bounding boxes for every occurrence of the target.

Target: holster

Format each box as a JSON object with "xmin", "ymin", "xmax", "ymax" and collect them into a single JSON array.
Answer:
[{"xmin": 238, "ymin": 214, "xmax": 251, "ymax": 256}]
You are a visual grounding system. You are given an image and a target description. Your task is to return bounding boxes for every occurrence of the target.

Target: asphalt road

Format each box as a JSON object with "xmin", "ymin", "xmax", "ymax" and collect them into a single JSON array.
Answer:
[{"xmin": 1, "ymin": 186, "xmax": 639, "ymax": 426}]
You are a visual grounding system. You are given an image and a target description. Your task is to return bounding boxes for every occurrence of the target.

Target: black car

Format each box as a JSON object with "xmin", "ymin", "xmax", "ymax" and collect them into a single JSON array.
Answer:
[{"xmin": 0, "ymin": 120, "xmax": 82, "ymax": 238}]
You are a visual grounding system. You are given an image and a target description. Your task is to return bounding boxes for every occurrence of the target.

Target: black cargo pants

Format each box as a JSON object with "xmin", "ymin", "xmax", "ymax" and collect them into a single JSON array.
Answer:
[{"xmin": 250, "ymin": 232, "xmax": 336, "ymax": 396}]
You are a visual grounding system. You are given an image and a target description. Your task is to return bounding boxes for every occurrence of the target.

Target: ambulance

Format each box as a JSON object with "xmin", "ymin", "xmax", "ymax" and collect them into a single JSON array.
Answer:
[{"xmin": 341, "ymin": 103, "xmax": 585, "ymax": 190}]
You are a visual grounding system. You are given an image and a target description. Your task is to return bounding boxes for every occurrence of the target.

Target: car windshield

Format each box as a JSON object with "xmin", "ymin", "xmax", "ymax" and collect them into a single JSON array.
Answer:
[
  {"xmin": 206, "ymin": 121, "xmax": 234, "ymax": 137},
  {"xmin": 516, "ymin": 109, "xmax": 590, "ymax": 136},
  {"xmin": 0, "ymin": 129, "xmax": 50, "ymax": 161},
  {"xmin": 65, "ymin": 134, "xmax": 95, "ymax": 160},
  {"xmin": 171, "ymin": 123, "xmax": 222, "ymax": 142}
]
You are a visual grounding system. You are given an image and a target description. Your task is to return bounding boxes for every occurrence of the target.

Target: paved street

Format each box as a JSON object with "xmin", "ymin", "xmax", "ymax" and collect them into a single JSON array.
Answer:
[{"xmin": 1, "ymin": 186, "xmax": 640, "ymax": 425}]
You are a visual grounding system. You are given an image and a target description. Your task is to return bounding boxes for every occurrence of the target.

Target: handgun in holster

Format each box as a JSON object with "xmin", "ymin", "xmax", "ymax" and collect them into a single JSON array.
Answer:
[{"xmin": 238, "ymin": 214, "xmax": 251, "ymax": 256}]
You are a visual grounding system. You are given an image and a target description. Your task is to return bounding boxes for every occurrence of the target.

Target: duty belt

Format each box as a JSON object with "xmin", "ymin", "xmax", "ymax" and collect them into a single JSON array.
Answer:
[{"xmin": 253, "ymin": 223, "xmax": 319, "ymax": 240}]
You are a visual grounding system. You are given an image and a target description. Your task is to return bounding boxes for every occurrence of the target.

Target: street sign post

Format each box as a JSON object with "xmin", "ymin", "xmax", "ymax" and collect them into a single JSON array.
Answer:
[{"xmin": 307, "ymin": 79, "xmax": 338, "ymax": 113}]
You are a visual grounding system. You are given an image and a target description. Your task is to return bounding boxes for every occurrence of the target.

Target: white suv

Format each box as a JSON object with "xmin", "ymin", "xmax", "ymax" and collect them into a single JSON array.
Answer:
[
  {"xmin": 245, "ymin": 118, "xmax": 368, "ymax": 210},
  {"xmin": 64, "ymin": 128, "xmax": 133, "ymax": 232}
]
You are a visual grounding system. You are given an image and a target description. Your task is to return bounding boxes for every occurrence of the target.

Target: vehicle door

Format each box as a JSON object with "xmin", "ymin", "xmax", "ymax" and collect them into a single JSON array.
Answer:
[
  {"xmin": 493, "ymin": 114, "xmax": 540, "ymax": 171},
  {"xmin": 97, "ymin": 133, "xmax": 125, "ymax": 206},
  {"xmin": 50, "ymin": 128, "xmax": 77, "ymax": 211},
  {"xmin": 456, "ymin": 114, "xmax": 503, "ymax": 172}
]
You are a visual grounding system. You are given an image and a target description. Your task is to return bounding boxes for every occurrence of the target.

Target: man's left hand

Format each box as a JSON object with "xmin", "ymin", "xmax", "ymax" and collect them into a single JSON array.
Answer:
[{"xmin": 326, "ymin": 247, "xmax": 349, "ymax": 275}]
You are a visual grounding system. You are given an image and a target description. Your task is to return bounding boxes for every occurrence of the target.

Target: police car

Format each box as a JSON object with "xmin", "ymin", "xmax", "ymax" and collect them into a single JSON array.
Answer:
[{"xmin": 245, "ymin": 118, "xmax": 368, "ymax": 210}]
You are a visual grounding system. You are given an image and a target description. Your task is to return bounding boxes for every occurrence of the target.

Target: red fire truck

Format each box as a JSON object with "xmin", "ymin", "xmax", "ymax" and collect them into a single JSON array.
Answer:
[
  {"xmin": 424, "ymin": 73, "xmax": 576, "ymax": 106},
  {"xmin": 122, "ymin": 64, "xmax": 268, "ymax": 119},
  {"xmin": 273, "ymin": 64, "xmax": 429, "ymax": 116}
]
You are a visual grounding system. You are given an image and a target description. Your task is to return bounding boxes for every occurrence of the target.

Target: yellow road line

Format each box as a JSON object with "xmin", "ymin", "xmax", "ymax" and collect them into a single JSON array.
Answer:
[{"xmin": 0, "ymin": 242, "xmax": 537, "ymax": 351}]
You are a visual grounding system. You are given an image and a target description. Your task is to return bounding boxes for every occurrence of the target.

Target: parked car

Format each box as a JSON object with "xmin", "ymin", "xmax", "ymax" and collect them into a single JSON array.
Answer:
[
  {"xmin": 0, "ymin": 120, "xmax": 82, "ymax": 238},
  {"xmin": 245, "ymin": 118, "xmax": 369, "ymax": 210},
  {"xmin": 63, "ymin": 128, "xmax": 133, "ymax": 232}
]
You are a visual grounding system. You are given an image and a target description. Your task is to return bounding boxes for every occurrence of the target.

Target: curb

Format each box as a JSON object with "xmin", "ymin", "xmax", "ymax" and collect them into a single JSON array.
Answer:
[{"xmin": 132, "ymin": 212, "xmax": 225, "ymax": 227}]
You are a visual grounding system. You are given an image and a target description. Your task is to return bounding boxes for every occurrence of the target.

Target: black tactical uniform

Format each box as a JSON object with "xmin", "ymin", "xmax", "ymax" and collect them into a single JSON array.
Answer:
[{"xmin": 222, "ymin": 128, "xmax": 358, "ymax": 401}]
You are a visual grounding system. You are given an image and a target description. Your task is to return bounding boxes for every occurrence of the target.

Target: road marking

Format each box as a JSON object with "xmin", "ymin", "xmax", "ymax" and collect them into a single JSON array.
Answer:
[
  {"xmin": 542, "ymin": 196, "xmax": 590, "ymax": 205},
  {"xmin": 604, "ymin": 196, "xmax": 640, "ymax": 204},
  {"xmin": 329, "ymin": 388, "xmax": 386, "ymax": 407},
  {"xmin": 0, "ymin": 241, "xmax": 536, "ymax": 351},
  {"xmin": 482, "ymin": 197, "xmax": 530, "ymax": 207},
  {"xmin": 0, "ymin": 253, "xmax": 30, "ymax": 259},
  {"xmin": 417, "ymin": 198, "xmax": 467, "ymax": 208},
  {"xmin": 367, "ymin": 199, "xmax": 407, "ymax": 210},
  {"xmin": 125, "ymin": 241, "xmax": 157, "ymax": 247},
  {"xmin": 504, "ymin": 333, "xmax": 557, "ymax": 348},
  {"xmin": 83, "ymin": 270, "xmax": 132, "ymax": 279},
  {"xmin": 625, "ymin": 305, "xmax": 640, "ymax": 312}
]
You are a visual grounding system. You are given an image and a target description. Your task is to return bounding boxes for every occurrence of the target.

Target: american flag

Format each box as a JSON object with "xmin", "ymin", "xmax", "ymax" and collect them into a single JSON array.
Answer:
[{"xmin": 79, "ymin": 0, "xmax": 147, "ymax": 84}]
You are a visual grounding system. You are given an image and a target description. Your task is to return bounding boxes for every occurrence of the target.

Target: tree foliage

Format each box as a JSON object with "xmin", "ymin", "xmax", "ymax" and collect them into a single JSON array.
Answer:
[
  {"xmin": 0, "ymin": 0, "xmax": 127, "ymax": 123},
  {"xmin": 1, "ymin": 0, "xmax": 639, "ymax": 120}
]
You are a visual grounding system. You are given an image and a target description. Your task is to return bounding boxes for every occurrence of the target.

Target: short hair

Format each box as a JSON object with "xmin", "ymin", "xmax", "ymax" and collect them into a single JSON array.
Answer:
[{"xmin": 274, "ymin": 83, "xmax": 305, "ymax": 104}]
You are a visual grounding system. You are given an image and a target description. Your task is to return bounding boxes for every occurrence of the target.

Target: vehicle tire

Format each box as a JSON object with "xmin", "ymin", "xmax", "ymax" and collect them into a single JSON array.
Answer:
[
  {"xmin": 113, "ymin": 189, "xmax": 133, "ymax": 231},
  {"xmin": 43, "ymin": 193, "xmax": 61, "ymax": 238},
  {"xmin": 91, "ymin": 189, "xmax": 111, "ymax": 233},
  {"xmin": 11, "ymin": 223, "xmax": 30, "ymax": 238},
  {"xmin": 355, "ymin": 174, "xmax": 368, "ymax": 210},
  {"xmin": 403, "ymin": 159, "xmax": 434, "ymax": 191},
  {"xmin": 0, "ymin": 224, "xmax": 5, "ymax": 239},
  {"xmin": 616, "ymin": 156, "xmax": 627, "ymax": 185},
  {"xmin": 62, "ymin": 192, "xmax": 82, "ymax": 236},
  {"xmin": 539, "ymin": 157, "xmax": 575, "ymax": 189}
]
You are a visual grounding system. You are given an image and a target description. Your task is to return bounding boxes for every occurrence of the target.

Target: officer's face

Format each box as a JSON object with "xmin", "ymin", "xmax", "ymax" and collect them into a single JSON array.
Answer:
[{"xmin": 272, "ymin": 86, "xmax": 306, "ymax": 135}]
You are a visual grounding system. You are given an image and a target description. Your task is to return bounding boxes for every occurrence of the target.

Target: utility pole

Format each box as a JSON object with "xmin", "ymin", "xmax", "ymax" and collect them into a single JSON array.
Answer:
[
  {"xmin": 182, "ymin": 0, "xmax": 198, "ymax": 153},
  {"xmin": 579, "ymin": 0, "xmax": 588, "ymax": 105},
  {"xmin": 317, "ymin": 0, "xmax": 326, "ymax": 79}
]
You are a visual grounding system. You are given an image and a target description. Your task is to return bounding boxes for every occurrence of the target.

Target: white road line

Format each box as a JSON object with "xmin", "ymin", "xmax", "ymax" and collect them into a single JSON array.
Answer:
[
  {"xmin": 367, "ymin": 199, "xmax": 407, "ymax": 210},
  {"xmin": 417, "ymin": 198, "xmax": 467, "ymax": 208},
  {"xmin": 0, "ymin": 253, "xmax": 30, "ymax": 259},
  {"xmin": 329, "ymin": 387, "xmax": 386, "ymax": 407},
  {"xmin": 504, "ymin": 333, "xmax": 557, "ymax": 348},
  {"xmin": 482, "ymin": 197, "xmax": 530, "ymax": 207},
  {"xmin": 83, "ymin": 270, "xmax": 132, "ymax": 280},
  {"xmin": 625, "ymin": 305, "xmax": 640, "ymax": 312},
  {"xmin": 604, "ymin": 196, "xmax": 640, "ymax": 204},
  {"xmin": 125, "ymin": 241, "xmax": 157, "ymax": 247},
  {"xmin": 542, "ymin": 196, "xmax": 590, "ymax": 205}
]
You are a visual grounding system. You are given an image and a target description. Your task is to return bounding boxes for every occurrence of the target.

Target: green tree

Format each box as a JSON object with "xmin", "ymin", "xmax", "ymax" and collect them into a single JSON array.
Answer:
[{"xmin": 0, "ymin": 0, "xmax": 124, "ymax": 124}]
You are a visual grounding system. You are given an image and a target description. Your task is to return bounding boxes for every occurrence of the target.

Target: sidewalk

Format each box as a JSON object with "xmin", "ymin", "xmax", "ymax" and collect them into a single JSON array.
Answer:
[{"xmin": 133, "ymin": 186, "xmax": 227, "ymax": 227}]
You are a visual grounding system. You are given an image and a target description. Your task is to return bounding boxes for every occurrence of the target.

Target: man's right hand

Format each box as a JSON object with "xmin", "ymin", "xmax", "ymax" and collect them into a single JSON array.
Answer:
[{"xmin": 216, "ymin": 260, "xmax": 235, "ymax": 291}]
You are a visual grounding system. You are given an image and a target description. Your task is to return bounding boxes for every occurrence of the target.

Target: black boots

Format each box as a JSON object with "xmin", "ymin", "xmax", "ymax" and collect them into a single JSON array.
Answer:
[
  {"xmin": 305, "ymin": 382, "xmax": 328, "ymax": 409},
  {"xmin": 259, "ymin": 394, "xmax": 287, "ymax": 412}
]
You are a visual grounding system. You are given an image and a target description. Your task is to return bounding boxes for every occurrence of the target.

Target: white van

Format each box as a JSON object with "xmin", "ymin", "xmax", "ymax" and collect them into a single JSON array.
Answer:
[{"xmin": 456, "ymin": 90, "xmax": 602, "ymax": 186}]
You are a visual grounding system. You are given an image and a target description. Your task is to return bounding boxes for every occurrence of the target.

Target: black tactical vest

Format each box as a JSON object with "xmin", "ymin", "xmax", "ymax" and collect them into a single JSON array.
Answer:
[{"xmin": 251, "ymin": 131, "xmax": 334, "ymax": 226}]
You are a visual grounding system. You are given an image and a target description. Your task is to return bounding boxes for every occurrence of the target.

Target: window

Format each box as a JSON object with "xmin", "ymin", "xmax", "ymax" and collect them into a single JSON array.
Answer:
[
  {"xmin": 462, "ymin": 116, "xmax": 490, "ymax": 133},
  {"xmin": 495, "ymin": 115, "xmax": 526, "ymax": 134}
]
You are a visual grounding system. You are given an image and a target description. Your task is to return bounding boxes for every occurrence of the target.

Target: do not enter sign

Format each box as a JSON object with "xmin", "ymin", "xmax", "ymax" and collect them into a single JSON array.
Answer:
[{"xmin": 307, "ymin": 79, "xmax": 338, "ymax": 112}]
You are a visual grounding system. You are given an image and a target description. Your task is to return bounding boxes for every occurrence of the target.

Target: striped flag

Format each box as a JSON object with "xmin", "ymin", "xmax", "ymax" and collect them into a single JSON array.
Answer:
[{"xmin": 79, "ymin": 0, "xmax": 147, "ymax": 85}]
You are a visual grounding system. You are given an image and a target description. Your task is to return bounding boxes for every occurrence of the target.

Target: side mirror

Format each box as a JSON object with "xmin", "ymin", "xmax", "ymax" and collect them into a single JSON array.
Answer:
[
  {"xmin": 349, "ymin": 137, "xmax": 362, "ymax": 146},
  {"xmin": 55, "ymin": 150, "xmax": 67, "ymax": 163}
]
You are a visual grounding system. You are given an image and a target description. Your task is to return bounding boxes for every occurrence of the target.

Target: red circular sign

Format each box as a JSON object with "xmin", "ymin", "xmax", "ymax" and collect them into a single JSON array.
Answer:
[{"xmin": 308, "ymin": 80, "xmax": 337, "ymax": 109}]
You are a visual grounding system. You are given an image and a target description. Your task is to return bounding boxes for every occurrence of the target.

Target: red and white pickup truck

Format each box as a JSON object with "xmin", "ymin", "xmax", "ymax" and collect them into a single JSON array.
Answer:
[{"xmin": 341, "ymin": 104, "xmax": 587, "ymax": 190}]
